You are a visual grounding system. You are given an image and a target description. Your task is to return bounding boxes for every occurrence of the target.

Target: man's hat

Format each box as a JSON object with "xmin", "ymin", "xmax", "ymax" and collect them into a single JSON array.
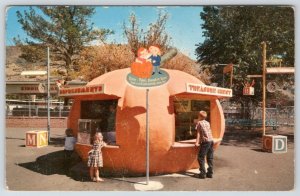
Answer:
[{"xmin": 199, "ymin": 111, "xmax": 207, "ymax": 118}]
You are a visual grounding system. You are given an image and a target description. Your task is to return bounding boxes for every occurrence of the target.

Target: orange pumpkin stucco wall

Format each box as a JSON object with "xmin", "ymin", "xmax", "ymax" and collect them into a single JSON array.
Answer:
[{"xmin": 68, "ymin": 68, "xmax": 225, "ymax": 175}]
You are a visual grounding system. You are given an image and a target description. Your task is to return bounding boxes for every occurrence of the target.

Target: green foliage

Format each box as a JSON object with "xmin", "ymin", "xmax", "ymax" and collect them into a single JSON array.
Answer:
[
  {"xmin": 196, "ymin": 6, "xmax": 294, "ymax": 106},
  {"xmin": 14, "ymin": 6, "xmax": 113, "ymax": 79}
]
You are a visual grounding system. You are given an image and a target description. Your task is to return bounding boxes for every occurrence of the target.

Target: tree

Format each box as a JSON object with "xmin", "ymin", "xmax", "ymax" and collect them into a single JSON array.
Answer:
[
  {"xmin": 14, "ymin": 6, "xmax": 113, "ymax": 79},
  {"xmin": 163, "ymin": 52, "xmax": 211, "ymax": 83},
  {"xmin": 196, "ymin": 6, "xmax": 294, "ymax": 110},
  {"xmin": 78, "ymin": 44, "xmax": 210, "ymax": 82},
  {"xmin": 78, "ymin": 11, "xmax": 208, "ymax": 82},
  {"xmin": 123, "ymin": 11, "xmax": 171, "ymax": 56},
  {"xmin": 77, "ymin": 44, "xmax": 135, "ymax": 81}
]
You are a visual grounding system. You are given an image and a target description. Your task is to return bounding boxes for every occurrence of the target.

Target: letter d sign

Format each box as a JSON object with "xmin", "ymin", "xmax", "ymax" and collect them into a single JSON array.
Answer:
[
  {"xmin": 263, "ymin": 135, "xmax": 287, "ymax": 153},
  {"xmin": 274, "ymin": 137, "xmax": 287, "ymax": 153}
]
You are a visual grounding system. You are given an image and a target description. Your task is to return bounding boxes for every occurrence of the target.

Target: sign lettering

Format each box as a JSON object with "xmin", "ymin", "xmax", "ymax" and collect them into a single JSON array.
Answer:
[
  {"xmin": 127, "ymin": 70, "xmax": 170, "ymax": 87},
  {"xmin": 59, "ymin": 84, "xmax": 104, "ymax": 97},
  {"xmin": 20, "ymin": 85, "xmax": 57, "ymax": 93},
  {"xmin": 26, "ymin": 134, "xmax": 36, "ymax": 146},
  {"xmin": 274, "ymin": 138, "xmax": 286, "ymax": 151},
  {"xmin": 39, "ymin": 134, "xmax": 47, "ymax": 146},
  {"xmin": 186, "ymin": 83, "xmax": 232, "ymax": 98}
]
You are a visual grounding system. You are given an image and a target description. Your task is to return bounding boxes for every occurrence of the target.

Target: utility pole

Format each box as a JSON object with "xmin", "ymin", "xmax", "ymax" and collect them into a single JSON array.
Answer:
[
  {"xmin": 47, "ymin": 47, "xmax": 51, "ymax": 142},
  {"xmin": 262, "ymin": 42, "xmax": 266, "ymax": 136}
]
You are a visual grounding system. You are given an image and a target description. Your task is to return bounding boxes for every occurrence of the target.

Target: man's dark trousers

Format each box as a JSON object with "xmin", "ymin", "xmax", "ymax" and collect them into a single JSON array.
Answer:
[{"xmin": 198, "ymin": 141, "xmax": 214, "ymax": 176}]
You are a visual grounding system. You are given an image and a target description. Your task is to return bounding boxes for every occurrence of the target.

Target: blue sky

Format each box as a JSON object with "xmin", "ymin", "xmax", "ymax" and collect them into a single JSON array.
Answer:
[{"xmin": 5, "ymin": 6, "xmax": 205, "ymax": 60}]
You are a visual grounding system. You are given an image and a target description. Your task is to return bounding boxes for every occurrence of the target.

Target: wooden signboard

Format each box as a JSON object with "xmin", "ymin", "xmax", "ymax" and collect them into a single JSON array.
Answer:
[
  {"xmin": 243, "ymin": 87, "xmax": 254, "ymax": 95},
  {"xmin": 223, "ymin": 63, "xmax": 233, "ymax": 74}
]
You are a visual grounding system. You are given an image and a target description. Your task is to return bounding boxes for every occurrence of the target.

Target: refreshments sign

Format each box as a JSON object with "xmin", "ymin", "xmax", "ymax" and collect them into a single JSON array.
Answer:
[
  {"xmin": 59, "ymin": 84, "xmax": 104, "ymax": 97},
  {"xmin": 186, "ymin": 83, "xmax": 232, "ymax": 98}
]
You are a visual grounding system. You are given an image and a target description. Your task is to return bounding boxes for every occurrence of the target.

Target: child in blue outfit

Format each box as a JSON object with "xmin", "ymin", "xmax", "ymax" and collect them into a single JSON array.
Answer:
[{"xmin": 149, "ymin": 45, "xmax": 162, "ymax": 75}]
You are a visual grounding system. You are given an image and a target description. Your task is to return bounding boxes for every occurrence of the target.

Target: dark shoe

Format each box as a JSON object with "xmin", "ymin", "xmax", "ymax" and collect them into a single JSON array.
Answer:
[
  {"xmin": 158, "ymin": 72, "xmax": 162, "ymax": 74},
  {"xmin": 206, "ymin": 174, "xmax": 213, "ymax": 178},
  {"xmin": 199, "ymin": 174, "xmax": 206, "ymax": 179},
  {"xmin": 152, "ymin": 72, "xmax": 155, "ymax": 75}
]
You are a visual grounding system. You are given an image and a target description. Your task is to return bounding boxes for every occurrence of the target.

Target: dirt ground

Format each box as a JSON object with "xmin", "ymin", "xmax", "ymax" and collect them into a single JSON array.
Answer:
[{"xmin": 5, "ymin": 126, "xmax": 295, "ymax": 191}]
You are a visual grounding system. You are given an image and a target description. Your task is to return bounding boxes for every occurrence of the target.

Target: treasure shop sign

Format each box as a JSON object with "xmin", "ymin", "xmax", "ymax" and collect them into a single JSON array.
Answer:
[{"xmin": 186, "ymin": 83, "xmax": 233, "ymax": 98}]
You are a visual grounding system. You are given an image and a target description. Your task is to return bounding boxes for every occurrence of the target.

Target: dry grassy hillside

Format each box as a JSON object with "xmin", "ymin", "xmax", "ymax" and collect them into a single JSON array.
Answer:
[
  {"xmin": 6, "ymin": 45, "xmax": 209, "ymax": 83},
  {"xmin": 6, "ymin": 46, "xmax": 53, "ymax": 81}
]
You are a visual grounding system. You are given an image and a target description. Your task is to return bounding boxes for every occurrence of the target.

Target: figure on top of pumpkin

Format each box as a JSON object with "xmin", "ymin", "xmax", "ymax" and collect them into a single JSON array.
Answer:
[
  {"xmin": 135, "ymin": 47, "xmax": 151, "ymax": 64},
  {"xmin": 130, "ymin": 47, "xmax": 153, "ymax": 79},
  {"xmin": 149, "ymin": 45, "xmax": 162, "ymax": 75}
]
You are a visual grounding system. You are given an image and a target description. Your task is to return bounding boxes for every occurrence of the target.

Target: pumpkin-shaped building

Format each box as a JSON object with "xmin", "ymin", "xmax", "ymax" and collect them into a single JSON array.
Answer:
[{"xmin": 60, "ymin": 68, "xmax": 232, "ymax": 175}]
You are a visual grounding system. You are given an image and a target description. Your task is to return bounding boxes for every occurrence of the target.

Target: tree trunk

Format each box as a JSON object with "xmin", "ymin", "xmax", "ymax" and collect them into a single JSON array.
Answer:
[{"xmin": 64, "ymin": 55, "xmax": 73, "ymax": 80}]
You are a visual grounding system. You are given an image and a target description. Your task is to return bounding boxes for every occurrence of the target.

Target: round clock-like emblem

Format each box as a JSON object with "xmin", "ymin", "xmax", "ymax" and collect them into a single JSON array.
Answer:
[{"xmin": 267, "ymin": 82, "xmax": 278, "ymax": 93}]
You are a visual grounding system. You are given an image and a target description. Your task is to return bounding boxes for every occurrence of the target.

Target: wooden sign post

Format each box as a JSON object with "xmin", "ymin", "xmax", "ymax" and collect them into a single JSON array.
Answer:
[
  {"xmin": 261, "ymin": 42, "xmax": 295, "ymax": 136},
  {"xmin": 223, "ymin": 63, "xmax": 234, "ymax": 88},
  {"xmin": 247, "ymin": 43, "xmax": 294, "ymax": 139}
]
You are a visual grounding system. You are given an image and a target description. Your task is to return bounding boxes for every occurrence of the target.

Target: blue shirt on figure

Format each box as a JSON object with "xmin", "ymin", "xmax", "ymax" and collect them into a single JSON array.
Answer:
[{"xmin": 150, "ymin": 55, "xmax": 161, "ymax": 66}]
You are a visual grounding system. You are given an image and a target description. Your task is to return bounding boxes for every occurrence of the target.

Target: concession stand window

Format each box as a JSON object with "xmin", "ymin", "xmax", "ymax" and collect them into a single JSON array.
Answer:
[
  {"xmin": 174, "ymin": 98, "xmax": 210, "ymax": 142},
  {"xmin": 77, "ymin": 100, "xmax": 118, "ymax": 145}
]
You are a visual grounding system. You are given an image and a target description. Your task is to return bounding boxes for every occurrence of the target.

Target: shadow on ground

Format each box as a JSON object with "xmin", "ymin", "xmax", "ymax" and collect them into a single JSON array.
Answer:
[
  {"xmin": 6, "ymin": 137, "xmax": 25, "ymax": 141},
  {"xmin": 48, "ymin": 137, "xmax": 65, "ymax": 147},
  {"xmin": 17, "ymin": 149, "xmax": 202, "ymax": 182},
  {"xmin": 221, "ymin": 126, "xmax": 294, "ymax": 148},
  {"xmin": 18, "ymin": 150, "xmax": 68, "ymax": 175},
  {"xmin": 17, "ymin": 150, "xmax": 89, "ymax": 181},
  {"xmin": 16, "ymin": 149, "xmax": 130, "ymax": 182}
]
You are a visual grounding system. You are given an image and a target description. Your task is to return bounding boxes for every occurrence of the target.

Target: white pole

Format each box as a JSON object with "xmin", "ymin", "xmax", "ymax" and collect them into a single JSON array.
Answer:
[
  {"xmin": 262, "ymin": 42, "xmax": 266, "ymax": 136},
  {"xmin": 47, "ymin": 47, "xmax": 51, "ymax": 142},
  {"xmin": 146, "ymin": 89, "xmax": 149, "ymax": 184}
]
